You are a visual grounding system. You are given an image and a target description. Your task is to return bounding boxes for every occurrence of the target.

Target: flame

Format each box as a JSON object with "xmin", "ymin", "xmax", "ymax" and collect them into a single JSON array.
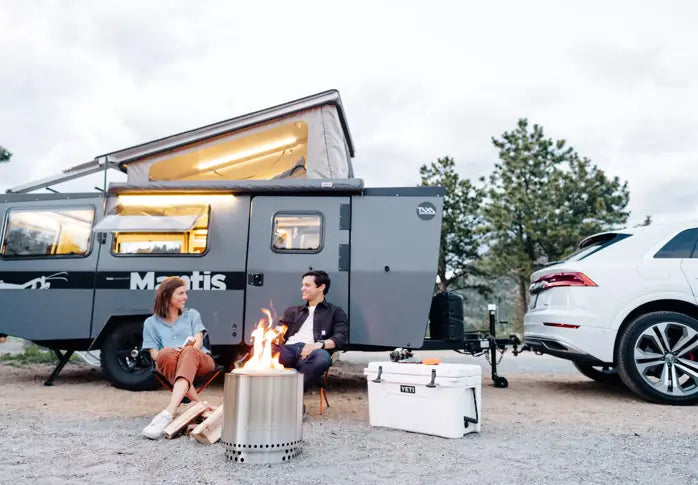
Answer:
[{"xmin": 242, "ymin": 307, "xmax": 287, "ymax": 370}]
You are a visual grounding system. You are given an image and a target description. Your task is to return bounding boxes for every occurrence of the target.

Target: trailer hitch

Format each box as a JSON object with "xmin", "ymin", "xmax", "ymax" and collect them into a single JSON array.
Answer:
[{"xmin": 511, "ymin": 343, "xmax": 531, "ymax": 357}]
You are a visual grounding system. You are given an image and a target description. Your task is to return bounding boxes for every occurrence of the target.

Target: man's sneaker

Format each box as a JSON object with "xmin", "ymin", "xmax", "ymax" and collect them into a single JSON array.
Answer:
[{"xmin": 142, "ymin": 410, "xmax": 173, "ymax": 439}]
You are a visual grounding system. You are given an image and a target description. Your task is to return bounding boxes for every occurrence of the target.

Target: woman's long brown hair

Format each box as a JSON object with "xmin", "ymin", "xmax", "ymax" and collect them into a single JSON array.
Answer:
[{"xmin": 153, "ymin": 277, "xmax": 186, "ymax": 319}]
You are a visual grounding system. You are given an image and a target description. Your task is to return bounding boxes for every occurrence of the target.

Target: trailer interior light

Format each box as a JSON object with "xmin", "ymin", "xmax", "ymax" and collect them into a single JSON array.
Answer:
[
  {"xmin": 543, "ymin": 323, "xmax": 580, "ymax": 329},
  {"xmin": 197, "ymin": 137, "xmax": 298, "ymax": 171},
  {"xmin": 117, "ymin": 194, "xmax": 235, "ymax": 207}
]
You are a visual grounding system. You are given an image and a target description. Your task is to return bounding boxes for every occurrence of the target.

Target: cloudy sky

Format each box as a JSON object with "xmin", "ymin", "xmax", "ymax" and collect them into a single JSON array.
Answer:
[{"xmin": 1, "ymin": 1, "xmax": 697, "ymax": 224}]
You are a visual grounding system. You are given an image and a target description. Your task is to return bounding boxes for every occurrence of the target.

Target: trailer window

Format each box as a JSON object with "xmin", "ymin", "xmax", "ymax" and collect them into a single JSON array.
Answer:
[
  {"xmin": 103, "ymin": 204, "xmax": 210, "ymax": 255},
  {"xmin": 1, "ymin": 208, "xmax": 94, "ymax": 258},
  {"xmin": 272, "ymin": 213, "xmax": 323, "ymax": 252}
]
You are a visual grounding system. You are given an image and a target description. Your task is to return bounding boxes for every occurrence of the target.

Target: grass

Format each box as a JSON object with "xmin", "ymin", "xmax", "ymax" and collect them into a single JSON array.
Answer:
[{"xmin": 0, "ymin": 344, "xmax": 80, "ymax": 366}]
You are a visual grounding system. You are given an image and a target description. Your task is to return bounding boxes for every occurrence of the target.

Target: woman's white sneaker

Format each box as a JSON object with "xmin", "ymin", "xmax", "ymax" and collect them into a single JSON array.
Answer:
[{"xmin": 142, "ymin": 410, "xmax": 173, "ymax": 439}]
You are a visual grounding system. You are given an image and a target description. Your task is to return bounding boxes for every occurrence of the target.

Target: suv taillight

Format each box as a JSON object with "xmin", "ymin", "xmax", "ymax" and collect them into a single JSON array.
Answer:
[{"xmin": 530, "ymin": 272, "xmax": 597, "ymax": 293}]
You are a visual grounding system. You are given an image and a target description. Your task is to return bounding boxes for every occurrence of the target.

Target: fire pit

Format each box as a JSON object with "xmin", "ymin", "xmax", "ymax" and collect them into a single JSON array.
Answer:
[
  {"xmin": 222, "ymin": 308, "xmax": 302, "ymax": 465},
  {"xmin": 222, "ymin": 368, "xmax": 303, "ymax": 464}
]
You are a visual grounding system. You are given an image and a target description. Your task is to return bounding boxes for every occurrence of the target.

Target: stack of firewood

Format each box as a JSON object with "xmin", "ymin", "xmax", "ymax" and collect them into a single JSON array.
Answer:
[{"xmin": 163, "ymin": 402, "xmax": 224, "ymax": 444}]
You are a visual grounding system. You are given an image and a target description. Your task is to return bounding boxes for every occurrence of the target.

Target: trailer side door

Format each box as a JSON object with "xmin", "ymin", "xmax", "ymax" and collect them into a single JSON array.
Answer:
[
  {"xmin": 349, "ymin": 189, "xmax": 443, "ymax": 348},
  {"xmin": 244, "ymin": 196, "xmax": 350, "ymax": 343}
]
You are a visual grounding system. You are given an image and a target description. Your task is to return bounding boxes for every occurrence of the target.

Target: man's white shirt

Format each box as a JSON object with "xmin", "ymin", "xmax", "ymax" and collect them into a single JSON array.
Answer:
[{"xmin": 286, "ymin": 305, "xmax": 316, "ymax": 345}]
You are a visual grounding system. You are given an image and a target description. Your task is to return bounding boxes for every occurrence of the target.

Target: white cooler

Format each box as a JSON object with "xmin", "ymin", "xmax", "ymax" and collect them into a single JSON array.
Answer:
[{"xmin": 363, "ymin": 361, "xmax": 482, "ymax": 438}]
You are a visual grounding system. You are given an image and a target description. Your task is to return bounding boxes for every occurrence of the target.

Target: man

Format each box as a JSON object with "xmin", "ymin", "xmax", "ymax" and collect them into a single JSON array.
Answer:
[{"xmin": 274, "ymin": 270, "xmax": 348, "ymax": 390}]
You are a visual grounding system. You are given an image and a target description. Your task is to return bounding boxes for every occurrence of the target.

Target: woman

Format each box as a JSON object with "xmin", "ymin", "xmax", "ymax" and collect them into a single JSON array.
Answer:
[{"xmin": 141, "ymin": 276, "xmax": 216, "ymax": 439}]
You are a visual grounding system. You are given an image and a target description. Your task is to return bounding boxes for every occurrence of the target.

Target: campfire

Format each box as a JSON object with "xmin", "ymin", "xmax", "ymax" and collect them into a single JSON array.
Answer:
[
  {"xmin": 222, "ymin": 306, "xmax": 303, "ymax": 465},
  {"xmin": 241, "ymin": 308, "xmax": 287, "ymax": 370}
]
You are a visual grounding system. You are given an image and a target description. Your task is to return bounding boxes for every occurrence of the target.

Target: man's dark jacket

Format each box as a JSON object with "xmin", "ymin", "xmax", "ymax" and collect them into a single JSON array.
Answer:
[{"xmin": 279, "ymin": 300, "xmax": 348, "ymax": 348}]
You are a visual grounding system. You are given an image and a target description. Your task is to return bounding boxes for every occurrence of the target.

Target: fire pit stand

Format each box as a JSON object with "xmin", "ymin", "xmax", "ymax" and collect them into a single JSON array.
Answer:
[{"xmin": 222, "ymin": 368, "xmax": 303, "ymax": 464}]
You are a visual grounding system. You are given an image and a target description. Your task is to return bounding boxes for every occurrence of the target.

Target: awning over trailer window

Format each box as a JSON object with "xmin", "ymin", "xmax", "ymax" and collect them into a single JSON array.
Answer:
[{"xmin": 93, "ymin": 205, "xmax": 206, "ymax": 233}]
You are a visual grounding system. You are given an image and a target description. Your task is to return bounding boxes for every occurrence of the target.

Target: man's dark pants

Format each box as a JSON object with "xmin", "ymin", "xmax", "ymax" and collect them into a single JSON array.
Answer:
[{"xmin": 274, "ymin": 343, "xmax": 331, "ymax": 390}]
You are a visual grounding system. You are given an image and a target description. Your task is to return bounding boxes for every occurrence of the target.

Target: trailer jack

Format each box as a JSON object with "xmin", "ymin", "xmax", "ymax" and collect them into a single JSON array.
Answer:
[
  {"xmin": 486, "ymin": 306, "xmax": 509, "ymax": 388},
  {"xmin": 44, "ymin": 349, "xmax": 75, "ymax": 386}
]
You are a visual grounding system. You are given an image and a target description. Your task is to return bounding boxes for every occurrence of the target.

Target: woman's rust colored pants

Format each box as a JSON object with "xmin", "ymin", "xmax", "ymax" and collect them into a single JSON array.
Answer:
[{"xmin": 156, "ymin": 346, "xmax": 215, "ymax": 388}]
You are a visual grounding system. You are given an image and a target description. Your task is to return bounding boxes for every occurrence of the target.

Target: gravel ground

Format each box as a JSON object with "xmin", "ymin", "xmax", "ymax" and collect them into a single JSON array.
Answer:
[{"xmin": 1, "ymin": 359, "xmax": 697, "ymax": 485}]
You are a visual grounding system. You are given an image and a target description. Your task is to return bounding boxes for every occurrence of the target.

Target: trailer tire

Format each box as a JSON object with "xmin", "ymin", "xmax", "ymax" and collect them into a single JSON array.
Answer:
[
  {"xmin": 493, "ymin": 376, "xmax": 508, "ymax": 388},
  {"xmin": 100, "ymin": 320, "xmax": 158, "ymax": 391}
]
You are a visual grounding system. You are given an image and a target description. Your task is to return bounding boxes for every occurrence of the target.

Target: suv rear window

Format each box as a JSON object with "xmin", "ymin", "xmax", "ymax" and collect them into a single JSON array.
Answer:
[
  {"xmin": 654, "ymin": 228, "xmax": 698, "ymax": 259},
  {"xmin": 560, "ymin": 233, "xmax": 631, "ymax": 263}
]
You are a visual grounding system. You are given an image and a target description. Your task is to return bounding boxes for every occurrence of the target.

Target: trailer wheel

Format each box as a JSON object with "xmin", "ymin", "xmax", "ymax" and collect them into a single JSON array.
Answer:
[
  {"xmin": 100, "ymin": 320, "xmax": 158, "ymax": 391},
  {"xmin": 572, "ymin": 362, "xmax": 622, "ymax": 385},
  {"xmin": 493, "ymin": 376, "xmax": 508, "ymax": 388}
]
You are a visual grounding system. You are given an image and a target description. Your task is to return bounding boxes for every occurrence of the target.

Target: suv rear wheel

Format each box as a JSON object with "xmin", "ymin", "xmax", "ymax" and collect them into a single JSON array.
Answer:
[
  {"xmin": 617, "ymin": 311, "xmax": 698, "ymax": 405},
  {"xmin": 573, "ymin": 362, "xmax": 622, "ymax": 385}
]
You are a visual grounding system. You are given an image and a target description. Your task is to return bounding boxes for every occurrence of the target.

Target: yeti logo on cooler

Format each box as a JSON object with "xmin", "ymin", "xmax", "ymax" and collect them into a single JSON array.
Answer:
[
  {"xmin": 416, "ymin": 202, "xmax": 436, "ymax": 220},
  {"xmin": 400, "ymin": 385, "xmax": 416, "ymax": 394}
]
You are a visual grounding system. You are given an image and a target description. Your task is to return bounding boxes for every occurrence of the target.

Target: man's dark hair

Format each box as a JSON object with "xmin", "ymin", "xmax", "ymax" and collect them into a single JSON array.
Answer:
[{"xmin": 303, "ymin": 270, "xmax": 330, "ymax": 295}]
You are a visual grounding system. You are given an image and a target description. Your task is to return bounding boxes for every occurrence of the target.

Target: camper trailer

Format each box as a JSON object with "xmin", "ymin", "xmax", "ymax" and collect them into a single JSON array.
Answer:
[{"xmin": 0, "ymin": 91, "xmax": 457, "ymax": 390}]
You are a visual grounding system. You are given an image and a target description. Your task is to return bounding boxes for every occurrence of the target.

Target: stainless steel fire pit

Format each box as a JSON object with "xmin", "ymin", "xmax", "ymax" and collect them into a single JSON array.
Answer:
[{"xmin": 222, "ymin": 368, "xmax": 303, "ymax": 464}]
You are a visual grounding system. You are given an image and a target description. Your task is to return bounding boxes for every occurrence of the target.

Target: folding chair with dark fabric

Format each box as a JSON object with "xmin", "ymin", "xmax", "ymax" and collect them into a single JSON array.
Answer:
[
  {"xmin": 152, "ymin": 364, "xmax": 224, "ymax": 395},
  {"xmin": 318, "ymin": 351, "xmax": 341, "ymax": 415},
  {"xmin": 151, "ymin": 334, "xmax": 223, "ymax": 398},
  {"xmin": 319, "ymin": 369, "xmax": 330, "ymax": 414}
]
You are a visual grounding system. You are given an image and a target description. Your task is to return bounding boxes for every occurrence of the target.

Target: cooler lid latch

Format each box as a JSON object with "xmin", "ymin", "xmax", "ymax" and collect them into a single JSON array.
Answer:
[
  {"xmin": 425, "ymin": 368, "xmax": 437, "ymax": 388},
  {"xmin": 372, "ymin": 365, "xmax": 383, "ymax": 383}
]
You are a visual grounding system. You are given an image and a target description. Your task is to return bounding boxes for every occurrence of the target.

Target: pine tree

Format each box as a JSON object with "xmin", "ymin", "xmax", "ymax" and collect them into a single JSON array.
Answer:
[
  {"xmin": 482, "ymin": 119, "xmax": 630, "ymax": 317},
  {"xmin": 420, "ymin": 156, "xmax": 486, "ymax": 292}
]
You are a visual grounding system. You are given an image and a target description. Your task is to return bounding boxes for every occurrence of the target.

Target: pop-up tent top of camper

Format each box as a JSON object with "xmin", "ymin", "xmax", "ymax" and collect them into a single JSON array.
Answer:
[
  {"xmin": 117, "ymin": 89, "xmax": 355, "ymax": 183},
  {"xmin": 6, "ymin": 90, "xmax": 355, "ymax": 193}
]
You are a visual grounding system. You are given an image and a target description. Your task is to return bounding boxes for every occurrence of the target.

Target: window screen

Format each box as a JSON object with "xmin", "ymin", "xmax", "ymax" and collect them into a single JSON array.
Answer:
[
  {"xmin": 272, "ymin": 213, "xmax": 322, "ymax": 252},
  {"xmin": 654, "ymin": 228, "xmax": 698, "ymax": 259},
  {"xmin": 1, "ymin": 207, "xmax": 94, "ymax": 257}
]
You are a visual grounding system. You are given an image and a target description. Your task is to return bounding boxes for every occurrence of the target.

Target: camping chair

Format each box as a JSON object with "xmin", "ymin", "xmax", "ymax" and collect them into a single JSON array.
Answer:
[
  {"xmin": 318, "ymin": 351, "xmax": 342, "ymax": 415},
  {"xmin": 151, "ymin": 334, "xmax": 224, "ymax": 398}
]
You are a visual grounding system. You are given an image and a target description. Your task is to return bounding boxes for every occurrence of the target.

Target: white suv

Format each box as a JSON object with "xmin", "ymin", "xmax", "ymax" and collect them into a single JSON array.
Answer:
[{"xmin": 524, "ymin": 222, "xmax": 698, "ymax": 405}]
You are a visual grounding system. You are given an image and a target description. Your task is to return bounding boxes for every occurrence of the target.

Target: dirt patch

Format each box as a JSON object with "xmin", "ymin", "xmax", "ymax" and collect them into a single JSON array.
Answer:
[
  {"xmin": 2, "ymin": 360, "xmax": 696, "ymax": 434},
  {"xmin": 2, "ymin": 362, "xmax": 697, "ymax": 484},
  {"xmin": 0, "ymin": 362, "xmax": 372, "ymax": 420}
]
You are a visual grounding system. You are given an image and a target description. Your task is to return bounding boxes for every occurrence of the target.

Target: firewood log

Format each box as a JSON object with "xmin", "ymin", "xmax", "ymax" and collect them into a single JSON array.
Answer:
[
  {"xmin": 191, "ymin": 406, "xmax": 224, "ymax": 444},
  {"xmin": 163, "ymin": 402, "xmax": 207, "ymax": 439}
]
